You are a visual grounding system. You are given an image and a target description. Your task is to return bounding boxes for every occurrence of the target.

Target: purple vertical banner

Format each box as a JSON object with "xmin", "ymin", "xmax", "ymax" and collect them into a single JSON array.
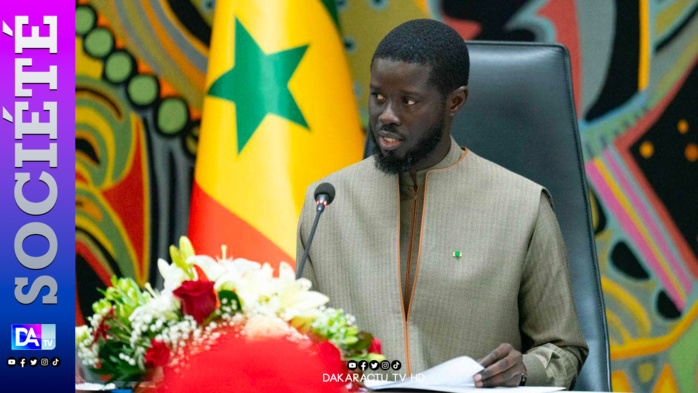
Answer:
[{"xmin": 0, "ymin": 1, "xmax": 75, "ymax": 392}]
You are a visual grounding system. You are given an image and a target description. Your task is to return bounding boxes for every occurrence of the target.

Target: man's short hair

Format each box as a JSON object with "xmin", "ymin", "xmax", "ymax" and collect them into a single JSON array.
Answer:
[{"xmin": 371, "ymin": 19, "xmax": 470, "ymax": 98}]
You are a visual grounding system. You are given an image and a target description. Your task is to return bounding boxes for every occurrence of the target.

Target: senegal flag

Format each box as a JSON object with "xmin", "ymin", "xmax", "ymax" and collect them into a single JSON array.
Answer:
[{"xmin": 188, "ymin": 0, "xmax": 364, "ymax": 268}]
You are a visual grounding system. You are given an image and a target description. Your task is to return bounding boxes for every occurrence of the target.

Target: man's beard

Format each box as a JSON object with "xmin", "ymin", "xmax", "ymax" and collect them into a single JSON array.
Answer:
[{"xmin": 371, "ymin": 118, "xmax": 445, "ymax": 175}]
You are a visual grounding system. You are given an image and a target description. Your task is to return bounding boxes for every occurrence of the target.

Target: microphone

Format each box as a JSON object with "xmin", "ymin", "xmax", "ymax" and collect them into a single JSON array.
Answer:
[
  {"xmin": 296, "ymin": 183, "xmax": 335, "ymax": 279},
  {"xmin": 313, "ymin": 182, "xmax": 336, "ymax": 212}
]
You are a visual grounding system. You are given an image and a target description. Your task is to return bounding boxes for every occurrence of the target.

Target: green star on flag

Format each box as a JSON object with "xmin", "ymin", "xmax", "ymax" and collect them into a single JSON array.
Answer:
[{"xmin": 207, "ymin": 18, "xmax": 309, "ymax": 154}]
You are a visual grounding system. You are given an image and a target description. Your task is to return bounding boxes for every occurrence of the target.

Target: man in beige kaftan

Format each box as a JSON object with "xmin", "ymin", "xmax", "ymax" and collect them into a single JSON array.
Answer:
[{"xmin": 297, "ymin": 20, "xmax": 588, "ymax": 389}]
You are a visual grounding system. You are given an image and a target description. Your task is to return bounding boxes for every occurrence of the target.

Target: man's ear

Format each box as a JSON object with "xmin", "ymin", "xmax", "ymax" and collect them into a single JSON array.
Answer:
[{"xmin": 447, "ymin": 86, "xmax": 468, "ymax": 117}]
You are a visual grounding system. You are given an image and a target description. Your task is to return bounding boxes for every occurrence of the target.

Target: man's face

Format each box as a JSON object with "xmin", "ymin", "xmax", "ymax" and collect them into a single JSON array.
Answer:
[{"xmin": 369, "ymin": 58, "xmax": 449, "ymax": 174}]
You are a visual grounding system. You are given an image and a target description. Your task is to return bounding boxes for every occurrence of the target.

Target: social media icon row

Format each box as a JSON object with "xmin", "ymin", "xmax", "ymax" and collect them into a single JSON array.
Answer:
[
  {"xmin": 7, "ymin": 357, "xmax": 59, "ymax": 368},
  {"xmin": 346, "ymin": 359, "xmax": 401, "ymax": 371}
]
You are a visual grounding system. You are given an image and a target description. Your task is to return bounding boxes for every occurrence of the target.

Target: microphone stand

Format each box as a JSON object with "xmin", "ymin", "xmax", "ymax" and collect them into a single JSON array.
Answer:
[{"xmin": 295, "ymin": 201, "xmax": 327, "ymax": 279}]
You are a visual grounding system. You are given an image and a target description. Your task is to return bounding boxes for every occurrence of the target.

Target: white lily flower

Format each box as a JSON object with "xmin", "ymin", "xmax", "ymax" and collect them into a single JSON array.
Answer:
[
  {"xmin": 278, "ymin": 262, "xmax": 296, "ymax": 283},
  {"xmin": 188, "ymin": 255, "xmax": 226, "ymax": 281},
  {"xmin": 130, "ymin": 290, "xmax": 180, "ymax": 322},
  {"xmin": 276, "ymin": 263, "xmax": 329, "ymax": 320},
  {"xmin": 158, "ymin": 259, "xmax": 188, "ymax": 291},
  {"xmin": 213, "ymin": 258, "xmax": 262, "ymax": 292},
  {"xmin": 223, "ymin": 257, "xmax": 262, "ymax": 273},
  {"xmin": 234, "ymin": 263, "xmax": 279, "ymax": 311}
]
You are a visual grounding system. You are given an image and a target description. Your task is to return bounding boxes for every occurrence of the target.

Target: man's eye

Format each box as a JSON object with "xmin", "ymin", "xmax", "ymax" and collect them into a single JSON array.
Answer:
[
  {"xmin": 372, "ymin": 93, "xmax": 386, "ymax": 102},
  {"xmin": 403, "ymin": 97, "xmax": 416, "ymax": 105}
]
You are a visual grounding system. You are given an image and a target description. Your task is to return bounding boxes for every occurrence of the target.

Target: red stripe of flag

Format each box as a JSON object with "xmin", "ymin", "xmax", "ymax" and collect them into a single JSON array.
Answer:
[{"xmin": 188, "ymin": 182, "xmax": 293, "ymax": 269}]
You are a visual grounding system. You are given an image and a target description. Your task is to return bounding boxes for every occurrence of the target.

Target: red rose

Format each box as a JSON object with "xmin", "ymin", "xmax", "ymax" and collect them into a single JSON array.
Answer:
[
  {"xmin": 369, "ymin": 337, "xmax": 382, "ymax": 354},
  {"xmin": 174, "ymin": 280, "xmax": 217, "ymax": 324},
  {"xmin": 317, "ymin": 341, "xmax": 346, "ymax": 373},
  {"xmin": 144, "ymin": 339, "xmax": 170, "ymax": 368}
]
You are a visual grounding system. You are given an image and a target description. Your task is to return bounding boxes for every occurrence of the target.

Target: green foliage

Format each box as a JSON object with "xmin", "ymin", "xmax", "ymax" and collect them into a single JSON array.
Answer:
[
  {"xmin": 86, "ymin": 276, "xmax": 156, "ymax": 381},
  {"xmin": 308, "ymin": 308, "xmax": 386, "ymax": 363},
  {"xmin": 349, "ymin": 332, "xmax": 373, "ymax": 353},
  {"xmin": 92, "ymin": 343, "xmax": 141, "ymax": 381},
  {"xmin": 218, "ymin": 290, "xmax": 241, "ymax": 311},
  {"xmin": 97, "ymin": 277, "xmax": 152, "ymax": 322},
  {"xmin": 202, "ymin": 290, "xmax": 240, "ymax": 325}
]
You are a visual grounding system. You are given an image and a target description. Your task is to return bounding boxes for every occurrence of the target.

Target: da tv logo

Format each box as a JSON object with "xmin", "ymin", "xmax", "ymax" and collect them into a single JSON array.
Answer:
[{"xmin": 11, "ymin": 324, "xmax": 56, "ymax": 350}]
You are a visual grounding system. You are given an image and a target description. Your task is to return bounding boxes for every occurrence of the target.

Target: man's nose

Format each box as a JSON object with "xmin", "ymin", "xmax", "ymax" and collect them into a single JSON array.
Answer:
[{"xmin": 378, "ymin": 102, "xmax": 400, "ymax": 127}]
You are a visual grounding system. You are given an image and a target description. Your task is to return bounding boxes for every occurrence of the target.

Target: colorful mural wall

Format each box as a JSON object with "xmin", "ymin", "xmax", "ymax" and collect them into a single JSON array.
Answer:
[{"xmin": 75, "ymin": 0, "xmax": 698, "ymax": 391}]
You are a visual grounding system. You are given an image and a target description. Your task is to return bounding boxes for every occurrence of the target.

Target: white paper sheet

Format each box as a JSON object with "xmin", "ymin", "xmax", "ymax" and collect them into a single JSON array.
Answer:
[
  {"xmin": 393, "ymin": 387, "xmax": 566, "ymax": 393},
  {"xmin": 364, "ymin": 356, "xmax": 565, "ymax": 393},
  {"xmin": 74, "ymin": 382, "xmax": 117, "ymax": 391}
]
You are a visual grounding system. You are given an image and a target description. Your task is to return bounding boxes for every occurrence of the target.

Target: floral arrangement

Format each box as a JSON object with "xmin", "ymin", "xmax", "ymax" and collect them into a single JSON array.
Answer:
[{"xmin": 76, "ymin": 237, "xmax": 384, "ymax": 382}]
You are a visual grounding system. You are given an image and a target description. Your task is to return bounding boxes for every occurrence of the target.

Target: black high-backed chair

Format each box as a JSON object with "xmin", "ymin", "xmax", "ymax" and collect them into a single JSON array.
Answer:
[{"xmin": 364, "ymin": 42, "xmax": 611, "ymax": 391}]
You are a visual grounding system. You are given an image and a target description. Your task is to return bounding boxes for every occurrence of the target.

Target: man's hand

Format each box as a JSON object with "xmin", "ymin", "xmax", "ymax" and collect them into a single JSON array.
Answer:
[{"xmin": 473, "ymin": 343, "xmax": 526, "ymax": 388}]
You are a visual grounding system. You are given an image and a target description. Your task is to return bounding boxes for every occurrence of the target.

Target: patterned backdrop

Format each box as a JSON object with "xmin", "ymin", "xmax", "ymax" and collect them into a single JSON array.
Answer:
[{"xmin": 74, "ymin": 0, "xmax": 698, "ymax": 391}]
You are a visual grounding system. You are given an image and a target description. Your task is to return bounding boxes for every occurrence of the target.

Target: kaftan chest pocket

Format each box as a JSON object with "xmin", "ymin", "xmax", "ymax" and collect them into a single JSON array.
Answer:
[
  {"xmin": 412, "ymin": 199, "xmax": 530, "ymax": 312},
  {"xmin": 429, "ymin": 244, "xmax": 509, "ymax": 285},
  {"xmin": 410, "ymin": 236, "xmax": 526, "ymax": 312}
]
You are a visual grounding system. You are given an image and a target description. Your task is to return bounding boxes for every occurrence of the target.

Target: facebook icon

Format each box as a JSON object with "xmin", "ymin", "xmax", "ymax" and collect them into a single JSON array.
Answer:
[{"xmin": 11, "ymin": 324, "xmax": 56, "ymax": 350}]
